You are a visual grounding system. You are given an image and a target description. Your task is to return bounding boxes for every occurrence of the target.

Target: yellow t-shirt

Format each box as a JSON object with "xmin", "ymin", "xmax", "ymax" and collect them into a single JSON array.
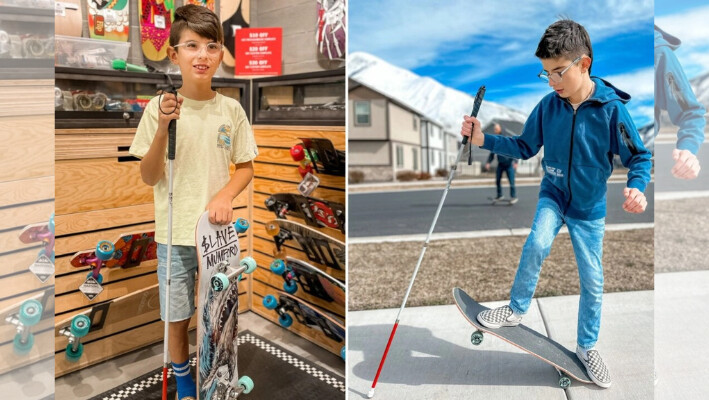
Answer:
[{"xmin": 129, "ymin": 92, "xmax": 258, "ymax": 246}]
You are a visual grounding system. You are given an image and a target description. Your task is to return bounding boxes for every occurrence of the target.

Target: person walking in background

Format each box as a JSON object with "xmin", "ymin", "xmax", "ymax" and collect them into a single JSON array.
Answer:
[{"xmin": 485, "ymin": 123, "xmax": 519, "ymax": 203}]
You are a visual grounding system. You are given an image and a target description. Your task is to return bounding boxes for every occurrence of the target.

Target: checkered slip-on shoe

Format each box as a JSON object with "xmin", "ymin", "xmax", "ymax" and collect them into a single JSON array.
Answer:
[
  {"xmin": 476, "ymin": 305, "xmax": 522, "ymax": 328},
  {"xmin": 577, "ymin": 347, "xmax": 612, "ymax": 388}
]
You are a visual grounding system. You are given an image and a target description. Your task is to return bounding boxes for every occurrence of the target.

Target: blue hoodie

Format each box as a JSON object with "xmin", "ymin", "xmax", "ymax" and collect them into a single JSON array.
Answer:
[
  {"xmin": 654, "ymin": 25, "xmax": 706, "ymax": 154},
  {"xmin": 481, "ymin": 77, "xmax": 652, "ymax": 221}
]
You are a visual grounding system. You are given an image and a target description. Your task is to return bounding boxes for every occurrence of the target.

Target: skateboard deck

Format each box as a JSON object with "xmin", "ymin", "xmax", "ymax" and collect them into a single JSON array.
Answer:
[
  {"xmin": 55, "ymin": 0, "xmax": 84, "ymax": 37},
  {"xmin": 270, "ymin": 256, "xmax": 345, "ymax": 309},
  {"xmin": 88, "ymin": 0, "xmax": 130, "ymax": 42},
  {"xmin": 195, "ymin": 211, "xmax": 255, "ymax": 399},
  {"xmin": 452, "ymin": 287, "xmax": 592, "ymax": 387},
  {"xmin": 263, "ymin": 291, "xmax": 345, "ymax": 360},
  {"xmin": 139, "ymin": 0, "xmax": 174, "ymax": 61},
  {"xmin": 70, "ymin": 232, "xmax": 157, "ymax": 301},
  {"xmin": 19, "ymin": 215, "xmax": 55, "ymax": 282},
  {"xmin": 186, "ymin": 0, "xmax": 214, "ymax": 12},
  {"xmin": 265, "ymin": 219, "xmax": 345, "ymax": 271},
  {"xmin": 488, "ymin": 197, "xmax": 515, "ymax": 206},
  {"xmin": 265, "ymin": 193, "xmax": 345, "ymax": 234},
  {"xmin": 220, "ymin": 0, "xmax": 250, "ymax": 68}
]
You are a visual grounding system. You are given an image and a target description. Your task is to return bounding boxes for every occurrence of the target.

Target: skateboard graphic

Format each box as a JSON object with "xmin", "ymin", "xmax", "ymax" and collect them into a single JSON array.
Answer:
[
  {"xmin": 290, "ymin": 138, "xmax": 345, "ymax": 196},
  {"xmin": 1, "ymin": 288, "xmax": 54, "ymax": 356},
  {"xmin": 55, "ymin": 0, "xmax": 84, "ymax": 37},
  {"xmin": 263, "ymin": 291, "xmax": 345, "ymax": 360},
  {"xmin": 265, "ymin": 219, "xmax": 345, "ymax": 271},
  {"xmin": 265, "ymin": 193, "xmax": 345, "ymax": 234},
  {"xmin": 452, "ymin": 287, "xmax": 592, "ymax": 388},
  {"xmin": 488, "ymin": 197, "xmax": 516, "ymax": 206},
  {"xmin": 220, "ymin": 0, "xmax": 249, "ymax": 68},
  {"xmin": 19, "ymin": 215, "xmax": 55, "ymax": 283},
  {"xmin": 87, "ymin": 0, "xmax": 130, "ymax": 42},
  {"xmin": 139, "ymin": 0, "xmax": 174, "ymax": 61},
  {"xmin": 186, "ymin": 0, "xmax": 214, "ymax": 12},
  {"xmin": 195, "ymin": 211, "xmax": 256, "ymax": 399},
  {"xmin": 70, "ymin": 232, "xmax": 157, "ymax": 301},
  {"xmin": 270, "ymin": 256, "xmax": 345, "ymax": 309}
]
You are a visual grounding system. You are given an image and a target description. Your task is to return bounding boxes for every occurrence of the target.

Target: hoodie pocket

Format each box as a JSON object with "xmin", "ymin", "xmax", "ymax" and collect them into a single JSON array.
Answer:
[{"xmin": 570, "ymin": 164, "xmax": 606, "ymax": 211}]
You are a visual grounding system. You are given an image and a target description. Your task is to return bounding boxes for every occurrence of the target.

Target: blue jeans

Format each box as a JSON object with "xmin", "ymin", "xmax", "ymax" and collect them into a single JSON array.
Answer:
[
  {"xmin": 509, "ymin": 197, "xmax": 605, "ymax": 349},
  {"xmin": 496, "ymin": 164, "xmax": 516, "ymax": 198}
]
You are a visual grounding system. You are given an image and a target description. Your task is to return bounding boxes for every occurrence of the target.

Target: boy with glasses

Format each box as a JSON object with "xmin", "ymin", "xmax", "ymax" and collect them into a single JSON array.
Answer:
[
  {"xmin": 129, "ymin": 5, "xmax": 258, "ymax": 399},
  {"xmin": 460, "ymin": 19, "xmax": 652, "ymax": 388}
]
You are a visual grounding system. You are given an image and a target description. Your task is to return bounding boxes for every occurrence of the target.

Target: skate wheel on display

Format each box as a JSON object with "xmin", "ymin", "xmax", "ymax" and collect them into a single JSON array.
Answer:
[
  {"xmin": 238, "ymin": 375, "xmax": 254, "ymax": 394},
  {"xmin": 95, "ymin": 240, "xmax": 115, "ymax": 260},
  {"xmin": 290, "ymin": 144, "xmax": 305, "ymax": 161},
  {"xmin": 87, "ymin": 271, "xmax": 104, "ymax": 285},
  {"xmin": 263, "ymin": 295, "xmax": 278, "ymax": 310},
  {"xmin": 71, "ymin": 314, "xmax": 91, "ymax": 338},
  {"xmin": 278, "ymin": 313, "xmax": 293, "ymax": 328},
  {"xmin": 19, "ymin": 299, "xmax": 42, "ymax": 327},
  {"xmin": 49, "ymin": 213, "xmax": 55, "ymax": 234},
  {"xmin": 559, "ymin": 375, "xmax": 571, "ymax": 389},
  {"xmin": 65, "ymin": 342, "xmax": 84, "ymax": 362},
  {"xmin": 265, "ymin": 222, "xmax": 280, "ymax": 236},
  {"xmin": 211, "ymin": 273, "xmax": 230, "ymax": 292},
  {"xmin": 471, "ymin": 330, "xmax": 484, "ymax": 346},
  {"xmin": 283, "ymin": 280, "xmax": 297, "ymax": 294},
  {"xmin": 270, "ymin": 259, "xmax": 286, "ymax": 275},
  {"xmin": 298, "ymin": 164, "xmax": 313, "ymax": 178},
  {"xmin": 13, "ymin": 332, "xmax": 34, "ymax": 355},
  {"xmin": 240, "ymin": 257, "xmax": 257, "ymax": 274},
  {"xmin": 340, "ymin": 346, "xmax": 346, "ymax": 361},
  {"xmin": 234, "ymin": 218, "xmax": 249, "ymax": 234}
]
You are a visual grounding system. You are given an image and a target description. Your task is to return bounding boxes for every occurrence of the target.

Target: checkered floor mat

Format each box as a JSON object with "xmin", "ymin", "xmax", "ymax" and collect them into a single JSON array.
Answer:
[{"xmin": 89, "ymin": 331, "xmax": 345, "ymax": 400}]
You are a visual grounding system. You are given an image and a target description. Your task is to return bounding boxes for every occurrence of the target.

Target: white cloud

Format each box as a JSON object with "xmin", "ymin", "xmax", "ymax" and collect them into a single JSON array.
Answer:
[
  {"xmin": 656, "ymin": 6, "xmax": 709, "ymax": 79},
  {"xmin": 604, "ymin": 67, "xmax": 654, "ymax": 100}
]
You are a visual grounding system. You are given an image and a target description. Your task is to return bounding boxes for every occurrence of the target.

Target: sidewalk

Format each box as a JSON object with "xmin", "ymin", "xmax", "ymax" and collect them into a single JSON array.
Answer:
[{"xmin": 348, "ymin": 290, "xmax": 654, "ymax": 399}]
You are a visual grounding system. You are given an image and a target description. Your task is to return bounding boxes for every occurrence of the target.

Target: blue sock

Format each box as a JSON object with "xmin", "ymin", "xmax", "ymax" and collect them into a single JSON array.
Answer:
[{"xmin": 172, "ymin": 360, "xmax": 196, "ymax": 399}]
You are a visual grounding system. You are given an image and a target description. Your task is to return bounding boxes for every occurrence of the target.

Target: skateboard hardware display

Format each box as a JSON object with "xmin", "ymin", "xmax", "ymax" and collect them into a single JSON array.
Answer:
[
  {"xmin": 265, "ymin": 193, "xmax": 345, "ymax": 234},
  {"xmin": 265, "ymin": 219, "xmax": 345, "ymax": 271},
  {"xmin": 290, "ymin": 138, "xmax": 344, "ymax": 196},
  {"xmin": 2, "ymin": 288, "xmax": 54, "ymax": 357},
  {"xmin": 270, "ymin": 257, "xmax": 345, "ymax": 308},
  {"xmin": 19, "ymin": 214, "xmax": 55, "ymax": 283}
]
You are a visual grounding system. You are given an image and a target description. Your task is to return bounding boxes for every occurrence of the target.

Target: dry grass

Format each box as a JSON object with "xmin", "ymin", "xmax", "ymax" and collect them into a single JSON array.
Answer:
[
  {"xmin": 348, "ymin": 229, "xmax": 653, "ymax": 311},
  {"xmin": 655, "ymin": 197, "xmax": 709, "ymax": 273}
]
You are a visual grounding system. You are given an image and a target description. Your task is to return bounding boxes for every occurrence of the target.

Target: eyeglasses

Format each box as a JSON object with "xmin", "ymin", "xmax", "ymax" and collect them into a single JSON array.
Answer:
[
  {"xmin": 173, "ymin": 41, "xmax": 223, "ymax": 56},
  {"xmin": 538, "ymin": 56, "xmax": 582, "ymax": 83}
]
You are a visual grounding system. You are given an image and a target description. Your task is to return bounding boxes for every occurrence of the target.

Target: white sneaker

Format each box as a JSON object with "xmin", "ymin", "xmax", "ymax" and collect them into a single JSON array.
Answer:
[
  {"xmin": 476, "ymin": 305, "xmax": 522, "ymax": 328},
  {"xmin": 576, "ymin": 346, "xmax": 612, "ymax": 388}
]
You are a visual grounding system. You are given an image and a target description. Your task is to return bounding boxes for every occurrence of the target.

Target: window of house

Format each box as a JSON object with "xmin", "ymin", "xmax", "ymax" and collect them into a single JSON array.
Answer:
[
  {"xmin": 396, "ymin": 145, "xmax": 404, "ymax": 168},
  {"xmin": 412, "ymin": 148, "xmax": 418, "ymax": 170},
  {"xmin": 413, "ymin": 116, "xmax": 418, "ymax": 130},
  {"xmin": 354, "ymin": 101, "xmax": 371, "ymax": 125}
]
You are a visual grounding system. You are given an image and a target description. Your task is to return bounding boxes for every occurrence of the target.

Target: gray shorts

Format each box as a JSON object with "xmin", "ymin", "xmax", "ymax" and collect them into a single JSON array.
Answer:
[{"xmin": 157, "ymin": 244, "xmax": 197, "ymax": 322}]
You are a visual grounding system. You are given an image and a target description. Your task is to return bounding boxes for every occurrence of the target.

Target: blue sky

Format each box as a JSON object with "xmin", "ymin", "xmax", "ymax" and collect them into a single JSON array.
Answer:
[
  {"xmin": 655, "ymin": 1, "xmax": 709, "ymax": 80},
  {"xmin": 350, "ymin": 0, "xmax": 654, "ymax": 127}
]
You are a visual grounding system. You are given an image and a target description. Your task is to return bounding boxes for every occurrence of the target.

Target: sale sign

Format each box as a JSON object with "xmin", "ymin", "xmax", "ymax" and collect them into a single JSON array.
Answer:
[{"xmin": 235, "ymin": 27, "xmax": 282, "ymax": 76}]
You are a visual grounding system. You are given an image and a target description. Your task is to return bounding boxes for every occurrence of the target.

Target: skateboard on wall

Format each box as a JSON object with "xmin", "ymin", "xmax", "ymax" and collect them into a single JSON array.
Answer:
[
  {"xmin": 263, "ymin": 291, "xmax": 345, "ymax": 360},
  {"xmin": 290, "ymin": 138, "xmax": 345, "ymax": 196},
  {"xmin": 185, "ymin": 0, "xmax": 214, "ymax": 12},
  {"xmin": 19, "ymin": 214, "xmax": 55, "ymax": 283},
  {"xmin": 265, "ymin": 219, "xmax": 345, "ymax": 271},
  {"xmin": 452, "ymin": 287, "xmax": 592, "ymax": 388},
  {"xmin": 1, "ymin": 287, "xmax": 54, "ymax": 358},
  {"xmin": 139, "ymin": 0, "xmax": 174, "ymax": 61},
  {"xmin": 87, "ymin": 0, "xmax": 130, "ymax": 42},
  {"xmin": 195, "ymin": 210, "xmax": 256, "ymax": 399},
  {"xmin": 70, "ymin": 232, "xmax": 157, "ymax": 301},
  {"xmin": 270, "ymin": 256, "xmax": 345, "ymax": 311},
  {"xmin": 55, "ymin": 0, "xmax": 83, "ymax": 37},
  {"xmin": 220, "ymin": 0, "xmax": 250, "ymax": 69},
  {"xmin": 265, "ymin": 193, "xmax": 345, "ymax": 234}
]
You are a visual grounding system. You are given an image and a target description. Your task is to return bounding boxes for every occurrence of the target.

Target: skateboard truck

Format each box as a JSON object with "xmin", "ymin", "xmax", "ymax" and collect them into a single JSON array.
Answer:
[
  {"xmin": 78, "ymin": 240, "xmax": 116, "ymax": 301},
  {"xmin": 59, "ymin": 314, "xmax": 91, "ymax": 362},
  {"xmin": 5, "ymin": 299, "xmax": 43, "ymax": 355},
  {"xmin": 210, "ymin": 257, "xmax": 257, "ymax": 292},
  {"xmin": 20, "ymin": 214, "xmax": 56, "ymax": 282},
  {"xmin": 212, "ymin": 365, "xmax": 255, "ymax": 398}
]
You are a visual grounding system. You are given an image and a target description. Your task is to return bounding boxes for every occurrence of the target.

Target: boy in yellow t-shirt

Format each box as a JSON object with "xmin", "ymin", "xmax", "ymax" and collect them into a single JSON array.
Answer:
[{"xmin": 129, "ymin": 5, "xmax": 258, "ymax": 399}]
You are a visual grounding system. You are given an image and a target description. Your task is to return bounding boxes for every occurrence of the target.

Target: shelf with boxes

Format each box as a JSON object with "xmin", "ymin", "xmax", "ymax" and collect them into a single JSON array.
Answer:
[{"xmin": 0, "ymin": 3, "xmax": 54, "ymax": 79}]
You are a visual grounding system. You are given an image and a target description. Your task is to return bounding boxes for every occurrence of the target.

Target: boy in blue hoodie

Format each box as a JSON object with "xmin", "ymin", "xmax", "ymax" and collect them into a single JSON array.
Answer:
[
  {"xmin": 460, "ymin": 20, "xmax": 652, "ymax": 388},
  {"xmin": 654, "ymin": 25, "xmax": 706, "ymax": 179}
]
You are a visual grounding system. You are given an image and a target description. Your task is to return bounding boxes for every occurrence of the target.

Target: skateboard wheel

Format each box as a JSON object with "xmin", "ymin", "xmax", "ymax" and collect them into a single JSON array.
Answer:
[
  {"xmin": 278, "ymin": 313, "xmax": 293, "ymax": 328},
  {"xmin": 234, "ymin": 218, "xmax": 249, "ymax": 234},
  {"xmin": 13, "ymin": 332, "xmax": 34, "ymax": 355},
  {"xmin": 290, "ymin": 144, "xmax": 305, "ymax": 161},
  {"xmin": 211, "ymin": 273, "xmax": 230, "ymax": 292},
  {"xmin": 559, "ymin": 376, "xmax": 571, "ymax": 389},
  {"xmin": 283, "ymin": 280, "xmax": 297, "ymax": 294},
  {"xmin": 49, "ymin": 213, "xmax": 55, "ymax": 234},
  {"xmin": 19, "ymin": 299, "xmax": 43, "ymax": 326},
  {"xmin": 96, "ymin": 240, "xmax": 115, "ymax": 260},
  {"xmin": 87, "ymin": 271, "xmax": 104, "ymax": 285},
  {"xmin": 471, "ymin": 331, "xmax": 484, "ymax": 346},
  {"xmin": 65, "ymin": 342, "xmax": 84, "ymax": 362},
  {"xmin": 240, "ymin": 257, "xmax": 257, "ymax": 274},
  {"xmin": 71, "ymin": 314, "xmax": 91, "ymax": 338},
  {"xmin": 263, "ymin": 295, "xmax": 278, "ymax": 310},
  {"xmin": 340, "ymin": 346, "xmax": 346, "ymax": 361},
  {"xmin": 298, "ymin": 164, "xmax": 313, "ymax": 178},
  {"xmin": 238, "ymin": 375, "xmax": 254, "ymax": 394},
  {"xmin": 265, "ymin": 222, "xmax": 280, "ymax": 236},
  {"xmin": 270, "ymin": 259, "xmax": 286, "ymax": 275}
]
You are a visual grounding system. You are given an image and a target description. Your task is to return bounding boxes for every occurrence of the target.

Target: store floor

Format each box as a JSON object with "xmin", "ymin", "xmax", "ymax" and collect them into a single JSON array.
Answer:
[{"xmin": 55, "ymin": 311, "xmax": 345, "ymax": 400}]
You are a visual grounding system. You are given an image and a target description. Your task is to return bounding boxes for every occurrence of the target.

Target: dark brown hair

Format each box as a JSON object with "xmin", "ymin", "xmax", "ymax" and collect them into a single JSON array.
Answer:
[
  {"xmin": 169, "ymin": 4, "xmax": 224, "ymax": 47},
  {"xmin": 535, "ymin": 19, "xmax": 593, "ymax": 73}
]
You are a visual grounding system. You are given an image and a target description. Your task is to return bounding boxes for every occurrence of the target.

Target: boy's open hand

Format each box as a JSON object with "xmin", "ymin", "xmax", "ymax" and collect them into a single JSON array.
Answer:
[
  {"xmin": 622, "ymin": 187, "xmax": 647, "ymax": 214},
  {"xmin": 671, "ymin": 149, "xmax": 700, "ymax": 180},
  {"xmin": 461, "ymin": 115, "xmax": 485, "ymax": 146},
  {"xmin": 206, "ymin": 192, "xmax": 234, "ymax": 225},
  {"xmin": 158, "ymin": 92, "xmax": 183, "ymax": 132}
]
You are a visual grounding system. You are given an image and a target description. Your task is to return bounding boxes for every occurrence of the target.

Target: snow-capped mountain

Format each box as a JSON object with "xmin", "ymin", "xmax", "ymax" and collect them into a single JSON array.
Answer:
[
  {"xmin": 348, "ymin": 52, "xmax": 528, "ymax": 132},
  {"xmin": 691, "ymin": 71, "xmax": 709, "ymax": 107}
]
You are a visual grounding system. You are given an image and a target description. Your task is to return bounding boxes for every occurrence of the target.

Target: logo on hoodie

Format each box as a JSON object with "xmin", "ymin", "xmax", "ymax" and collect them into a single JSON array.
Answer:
[
  {"xmin": 546, "ymin": 165, "xmax": 564, "ymax": 178},
  {"xmin": 217, "ymin": 123, "xmax": 232, "ymax": 150}
]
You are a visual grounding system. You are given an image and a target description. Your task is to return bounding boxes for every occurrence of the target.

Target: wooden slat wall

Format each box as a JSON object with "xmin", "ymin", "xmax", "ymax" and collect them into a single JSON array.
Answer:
[
  {"xmin": 0, "ymin": 80, "xmax": 55, "ymax": 373},
  {"xmin": 250, "ymin": 126, "xmax": 346, "ymax": 357},
  {"xmin": 54, "ymin": 128, "xmax": 254, "ymax": 376}
]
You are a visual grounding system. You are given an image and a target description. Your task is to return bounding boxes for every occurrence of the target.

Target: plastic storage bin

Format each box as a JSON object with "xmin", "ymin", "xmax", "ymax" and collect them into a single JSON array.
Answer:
[{"xmin": 55, "ymin": 35, "xmax": 130, "ymax": 70}]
